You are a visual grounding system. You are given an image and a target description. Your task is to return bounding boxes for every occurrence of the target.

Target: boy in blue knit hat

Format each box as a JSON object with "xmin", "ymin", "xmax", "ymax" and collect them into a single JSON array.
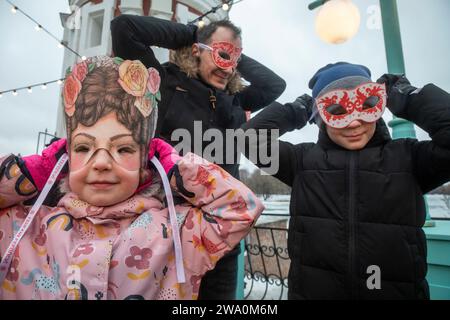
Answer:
[
  {"xmin": 307, "ymin": 62, "xmax": 388, "ymax": 150},
  {"xmin": 241, "ymin": 62, "xmax": 450, "ymax": 299}
]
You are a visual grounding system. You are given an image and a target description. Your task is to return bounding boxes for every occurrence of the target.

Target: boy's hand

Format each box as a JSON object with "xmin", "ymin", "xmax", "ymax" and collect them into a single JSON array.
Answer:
[
  {"xmin": 287, "ymin": 94, "xmax": 314, "ymax": 128},
  {"xmin": 377, "ymin": 74, "xmax": 418, "ymax": 118},
  {"xmin": 21, "ymin": 138, "xmax": 68, "ymax": 191},
  {"xmin": 148, "ymin": 138, "xmax": 181, "ymax": 174}
]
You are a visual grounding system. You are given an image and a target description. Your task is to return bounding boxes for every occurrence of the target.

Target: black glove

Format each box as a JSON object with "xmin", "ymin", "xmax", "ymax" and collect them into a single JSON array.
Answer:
[
  {"xmin": 377, "ymin": 74, "xmax": 418, "ymax": 118},
  {"xmin": 286, "ymin": 94, "xmax": 314, "ymax": 129}
]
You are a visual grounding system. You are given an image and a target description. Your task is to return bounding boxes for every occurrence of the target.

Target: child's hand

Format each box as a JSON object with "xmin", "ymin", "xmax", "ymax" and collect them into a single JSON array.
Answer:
[
  {"xmin": 21, "ymin": 138, "xmax": 68, "ymax": 190},
  {"xmin": 148, "ymin": 138, "xmax": 181, "ymax": 174},
  {"xmin": 377, "ymin": 74, "xmax": 418, "ymax": 118},
  {"xmin": 286, "ymin": 94, "xmax": 314, "ymax": 127}
]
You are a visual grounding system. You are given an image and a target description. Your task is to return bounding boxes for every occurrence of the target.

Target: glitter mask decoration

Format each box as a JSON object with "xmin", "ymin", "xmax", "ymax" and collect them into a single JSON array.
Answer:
[
  {"xmin": 198, "ymin": 41, "xmax": 242, "ymax": 69},
  {"xmin": 315, "ymin": 82, "xmax": 387, "ymax": 128},
  {"xmin": 62, "ymin": 56, "xmax": 161, "ymax": 170}
]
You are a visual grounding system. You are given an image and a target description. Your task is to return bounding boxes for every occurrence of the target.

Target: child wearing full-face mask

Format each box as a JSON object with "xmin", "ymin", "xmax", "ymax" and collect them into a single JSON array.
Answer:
[{"xmin": 0, "ymin": 56, "xmax": 263, "ymax": 300}]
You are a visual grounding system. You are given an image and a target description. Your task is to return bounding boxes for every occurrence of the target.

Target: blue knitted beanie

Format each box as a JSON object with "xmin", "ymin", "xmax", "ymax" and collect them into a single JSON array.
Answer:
[{"xmin": 309, "ymin": 62, "xmax": 372, "ymax": 98}]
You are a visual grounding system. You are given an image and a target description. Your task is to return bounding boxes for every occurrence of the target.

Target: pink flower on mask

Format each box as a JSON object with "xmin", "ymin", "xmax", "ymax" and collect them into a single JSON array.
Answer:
[
  {"xmin": 63, "ymin": 74, "xmax": 82, "ymax": 117},
  {"xmin": 118, "ymin": 60, "xmax": 149, "ymax": 97},
  {"xmin": 134, "ymin": 96, "xmax": 154, "ymax": 117},
  {"xmin": 72, "ymin": 61, "xmax": 88, "ymax": 82},
  {"xmin": 147, "ymin": 67, "xmax": 161, "ymax": 94}
]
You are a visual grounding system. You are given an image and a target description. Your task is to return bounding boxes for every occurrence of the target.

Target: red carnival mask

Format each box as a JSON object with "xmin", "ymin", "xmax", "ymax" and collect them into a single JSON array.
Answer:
[
  {"xmin": 315, "ymin": 82, "xmax": 387, "ymax": 128},
  {"xmin": 198, "ymin": 41, "xmax": 242, "ymax": 69}
]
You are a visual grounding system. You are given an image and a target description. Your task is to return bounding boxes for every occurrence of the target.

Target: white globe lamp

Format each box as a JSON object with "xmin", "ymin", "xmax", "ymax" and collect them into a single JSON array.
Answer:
[{"xmin": 315, "ymin": 0, "xmax": 361, "ymax": 44}]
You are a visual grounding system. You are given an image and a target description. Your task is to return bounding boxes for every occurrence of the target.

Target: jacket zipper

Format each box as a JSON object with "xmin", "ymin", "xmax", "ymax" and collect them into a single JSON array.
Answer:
[
  {"xmin": 209, "ymin": 89, "xmax": 217, "ymax": 110},
  {"xmin": 348, "ymin": 151, "xmax": 357, "ymax": 299}
]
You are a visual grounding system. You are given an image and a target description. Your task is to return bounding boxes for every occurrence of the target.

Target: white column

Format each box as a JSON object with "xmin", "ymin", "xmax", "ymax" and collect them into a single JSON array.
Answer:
[
  {"xmin": 119, "ymin": 0, "xmax": 143, "ymax": 15},
  {"xmin": 56, "ymin": 4, "xmax": 84, "ymax": 138},
  {"xmin": 175, "ymin": 3, "xmax": 190, "ymax": 24},
  {"xmin": 149, "ymin": 0, "xmax": 174, "ymax": 63},
  {"xmin": 150, "ymin": 0, "xmax": 173, "ymax": 20}
]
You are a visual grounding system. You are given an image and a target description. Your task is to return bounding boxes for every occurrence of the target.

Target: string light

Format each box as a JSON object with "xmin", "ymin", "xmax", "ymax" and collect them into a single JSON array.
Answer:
[
  {"xmin": 0, "ymin": 79, "xmax": 64, "ymax": 98},
  {"xmin": 188, "ymin": 0, "xmax": 244, "ymax": 25},
  {"xmin": 3, "ymin": 0, "xmax": 244, "ymax": 97},
  {"xmin": 5, "ymin": 0, "xmax": 82, "ymax": 59}
]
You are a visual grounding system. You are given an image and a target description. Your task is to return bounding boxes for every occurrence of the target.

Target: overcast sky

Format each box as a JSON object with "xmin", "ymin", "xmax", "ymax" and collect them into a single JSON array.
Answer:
[{"xmin": 0, "ymin": 0, "xmax": 449, "ymax": 166}]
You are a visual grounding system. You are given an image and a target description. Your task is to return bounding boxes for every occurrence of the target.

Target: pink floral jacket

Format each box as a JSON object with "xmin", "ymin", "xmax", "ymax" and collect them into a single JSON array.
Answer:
[{"xmin": 0, "ymin": 153, "xmax": 263, "ymax": 300}]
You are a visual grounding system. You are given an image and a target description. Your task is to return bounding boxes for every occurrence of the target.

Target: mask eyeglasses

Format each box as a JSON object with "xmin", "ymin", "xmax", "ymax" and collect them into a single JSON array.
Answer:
[{"xmin": 70, "ymin": 134, "xmax": 141, "ymax": 172}]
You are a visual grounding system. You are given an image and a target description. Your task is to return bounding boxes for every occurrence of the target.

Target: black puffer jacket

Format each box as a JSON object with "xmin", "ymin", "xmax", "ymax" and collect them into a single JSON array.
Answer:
[
  {"xmin": 111, "ymin": 15, "xmax": 286, "ymax": 179},
  {"xmin": 242, "ymin": 84, "xmax": 450, "ymax": 299}
]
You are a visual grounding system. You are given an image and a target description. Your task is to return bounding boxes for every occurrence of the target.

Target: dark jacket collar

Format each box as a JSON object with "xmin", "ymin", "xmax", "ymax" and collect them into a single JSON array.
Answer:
[
  {"xmin": 165, "ymin": 62, "xmax": 227, "ymax": 95},
  {"xmin": 164, "ymin": 62, "xmax": 243, "ymax": 128}
]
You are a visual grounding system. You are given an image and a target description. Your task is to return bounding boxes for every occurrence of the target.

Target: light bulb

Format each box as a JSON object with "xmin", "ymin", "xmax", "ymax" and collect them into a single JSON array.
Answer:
[
  {"xmin": 11, "ymin": 6, "xmax": 17, "ymax": 13},
  {"xmin": 315, "ymin": 0, "xmax": 361, "ymax": 44},
  {"xmin": 35, "ymin": 25, "xmax": 42, "ymax": 31},
  {"xmin": 222, "ymin": 3, "xmax": 229, "ymax": 11},
  {"xmin": 42, "ymin": 84, "xmax": 47, "ymax": 90},
  {"xmin": 28, "ymin": 87, "xmax": 32, "ymax": 93},
  {"xmin": 198, "ymin": 20, "xmax": 205, "ymax": 28},
  {"xmin": 12, "ymin": 90, "xmax": 18, "ymax": 96}
]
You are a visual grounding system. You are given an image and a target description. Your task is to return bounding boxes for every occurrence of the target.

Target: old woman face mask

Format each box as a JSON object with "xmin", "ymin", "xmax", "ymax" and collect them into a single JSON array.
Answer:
[
  {"xmin": 315, "ymin": 82, "xmax": 387, "ymax": 128},
  {"xmin": 63, "ymin": 56, "xmax": 161, "ymax": 171}
]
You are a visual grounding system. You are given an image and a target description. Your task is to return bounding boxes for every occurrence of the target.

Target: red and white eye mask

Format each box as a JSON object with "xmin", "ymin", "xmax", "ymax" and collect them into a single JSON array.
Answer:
[
  {"xmin": 315, "ymin": 82, "xmax": 387, "ymax": 129},
  {"xmin": 198, "ymin": 41, "xmax": 242, "ymax": 69}
]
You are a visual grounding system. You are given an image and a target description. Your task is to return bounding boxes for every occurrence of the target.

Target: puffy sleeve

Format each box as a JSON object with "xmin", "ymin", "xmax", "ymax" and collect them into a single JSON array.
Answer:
[
  {"xmin": 0, "ymin": 154, "xmax": 37, "ymax": 209},
  {"xmin": 170, "ymin": 153, "xmax": 264, "ymax": 275}
]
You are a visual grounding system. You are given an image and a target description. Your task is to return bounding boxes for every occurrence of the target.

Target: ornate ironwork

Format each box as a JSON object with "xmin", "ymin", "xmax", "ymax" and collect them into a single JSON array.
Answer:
[{"xmin": 243, "ymin": 214, "xmax": 290, "ymax": 300}]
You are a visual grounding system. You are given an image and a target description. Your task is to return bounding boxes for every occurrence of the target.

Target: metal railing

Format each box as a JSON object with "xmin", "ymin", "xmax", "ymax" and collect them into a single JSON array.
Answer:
[
  {"xmin": 243, "ymin": 213, "xmax": 290, "ymax": 300},
  {"xmin": 36, "ymin": 128, "xmax": 58, "ymax": 154}
]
